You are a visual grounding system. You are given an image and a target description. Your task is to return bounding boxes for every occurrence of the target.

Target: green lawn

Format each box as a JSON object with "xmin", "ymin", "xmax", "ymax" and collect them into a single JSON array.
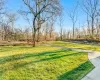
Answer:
[
  {"xmin": 0, "ymin": 43, "xmax": 94, "ymax": 80},
  {"xmin": 49, "ymin": 41, "xmax": 100, "ymax": 51}
]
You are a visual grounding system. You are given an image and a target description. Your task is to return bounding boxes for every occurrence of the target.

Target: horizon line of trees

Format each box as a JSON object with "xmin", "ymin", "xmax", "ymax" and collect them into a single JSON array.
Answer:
[{"xmin": 0, "ymin": 0, "xmax": 100, "ymax": 47}]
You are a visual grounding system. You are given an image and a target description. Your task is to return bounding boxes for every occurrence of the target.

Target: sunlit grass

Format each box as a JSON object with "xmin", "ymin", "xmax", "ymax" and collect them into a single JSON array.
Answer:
[
  {"xmin": 49, "ymin": 41, "xmax": 100, "ymax": 51},
  {"xmin": 0, "ymin": 44, "xmax": 94, "ymax": 80},
  {"xmin": 0, "ymin": 46, "xmax": 59, "ymax": 57}
]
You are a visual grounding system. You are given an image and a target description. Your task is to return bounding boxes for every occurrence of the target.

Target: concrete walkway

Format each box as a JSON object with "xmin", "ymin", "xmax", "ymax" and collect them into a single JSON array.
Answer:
[{"xmin": 81, "ymin": 51, "xmax": 100, "ymax": 80}]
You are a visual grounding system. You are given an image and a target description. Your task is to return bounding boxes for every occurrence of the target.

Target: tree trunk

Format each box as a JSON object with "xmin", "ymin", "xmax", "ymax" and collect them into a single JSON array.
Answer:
[
  {"xmin": 37, "ymin": 24, "xmax": 41, "ymax": 42},
  {"xmin": 60, "ymin": 28, "xmax": 63, "ymax": 40},
  {"xmin": 32, "ymin": 18, "xmax": 36, "ymax": 47},
  {"xmin": 91, "ymin": 17, "xmax": 94, "ymax": 39},
  {"xmin": 32, "ymin": 30, "xmax": 36, "ymax": 47}
]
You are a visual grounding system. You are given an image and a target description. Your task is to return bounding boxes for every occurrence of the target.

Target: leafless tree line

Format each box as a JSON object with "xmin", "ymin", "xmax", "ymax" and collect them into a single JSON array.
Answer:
[
  {"xmin": 0, "ymin": 0, "xmax": 100, "ymax": 46},
  {"xmin": 57, "ymin": 0, "xmax": 100, "ymax": 41},
  {"xmin": 0, "ymin": 0, "xmax": 62, "ymax": 46}
]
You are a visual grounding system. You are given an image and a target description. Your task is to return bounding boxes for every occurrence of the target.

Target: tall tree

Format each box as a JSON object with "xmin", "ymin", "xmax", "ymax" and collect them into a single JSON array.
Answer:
[
  {"xmin": 82, "ymin": 0, "xmax": 99, "ymax": 38},
  {"xmin": 67, "ymin": 3, "xmax": 78, "ymax": 39},
  {"xmin": 59, "ymin": 13, "xmax": 63, "ymax": 41},
  {"xmin": 6, "ymin": 12, "xmax": 18, "ymax": 40},
  {"xmin": 22, "ymin": 0, "xmax": 61, "ymax": 47},
  {"xmin": 44, "ymin": 22, "xmax": 49, "ymax": 41},
  {"xmin": 0, "ymin": 0, "xmax": 5, "ymax": 40}
]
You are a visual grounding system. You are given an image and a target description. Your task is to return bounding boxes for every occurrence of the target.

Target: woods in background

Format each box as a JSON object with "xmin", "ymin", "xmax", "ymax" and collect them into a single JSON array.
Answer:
[{"xmin": 0, "ymin": 0, "xmax": 100, "ymax": 46}]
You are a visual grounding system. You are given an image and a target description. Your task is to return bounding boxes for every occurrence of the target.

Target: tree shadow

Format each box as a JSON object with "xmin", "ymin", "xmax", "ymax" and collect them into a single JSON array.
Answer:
[
  {"xmin": 0, "ymin": 49, "xmax": 86, "ymax": 77},
  {"xmin": 57, "ymin": 61, "xmax": 94, "ymax": 80},
  {"xmin": 9, "ymin": 51, "xmax": 85, "ymax": 71},
  {"xmin": 32, "ymin": 52, "xmax": 84, "ymax": 63},
  {"xmin": 0, "ymin": 49, "xmax": 71, "ymax": 64}
]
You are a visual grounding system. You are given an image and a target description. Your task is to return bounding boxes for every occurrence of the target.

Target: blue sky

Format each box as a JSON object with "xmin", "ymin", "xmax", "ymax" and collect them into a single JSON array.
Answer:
[
  {"xmin": 7, "ymin": 0, "xmax": 86, "ymax": 31},
  {"xmin": 59, "ymin": 0, "xmax": 86, "ymax": 31}
]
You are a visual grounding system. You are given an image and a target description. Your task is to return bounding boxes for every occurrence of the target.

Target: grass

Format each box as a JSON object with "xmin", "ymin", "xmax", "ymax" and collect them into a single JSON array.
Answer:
[
  {"xmin": 0, "ymin": 43, "xmax": 94, "ymax": 80},
  {"xmin": 48, "ymin": 41, "xmax": 100, "ymax": 51}
]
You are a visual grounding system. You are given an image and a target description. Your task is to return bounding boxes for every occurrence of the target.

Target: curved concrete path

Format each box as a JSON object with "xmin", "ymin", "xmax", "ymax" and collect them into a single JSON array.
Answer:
[{"xmin": 81, "ymin": 51, "xmax": 100, "ymax": 80}]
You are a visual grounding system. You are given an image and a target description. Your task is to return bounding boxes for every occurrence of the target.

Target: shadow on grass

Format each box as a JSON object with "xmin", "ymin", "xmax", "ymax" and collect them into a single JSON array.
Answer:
[
  {"xmin": 0, "ymin": 49, "xmax": 86, "ymax": 77},
  {"xmin": 9, "ymin": 51, "xmax": 85, "ymax": 71},
  {"xmin": 0, "ymin": 49, "xmax": 72, "ymax": 64},
  {"xmin": 57, "ymin": 61, "xmax": 94, "ymax": 80}
]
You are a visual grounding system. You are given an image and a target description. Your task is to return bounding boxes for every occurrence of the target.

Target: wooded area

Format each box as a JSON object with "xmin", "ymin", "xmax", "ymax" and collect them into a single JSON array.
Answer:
[{"xmin": 0, "ymin": 0, "xmax": 100, "ymax": 47}]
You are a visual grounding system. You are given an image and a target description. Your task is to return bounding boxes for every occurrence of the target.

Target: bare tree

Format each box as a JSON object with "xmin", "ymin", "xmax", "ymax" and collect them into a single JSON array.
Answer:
[
  {"xmin": 95, "ymin": 18, "xmax": 100, "ymax": 40},
  {"xmin": 22, "ymin": 0, "xmax": 61, "ymax": 47},
  {"xmin": 5, "ymin": 12, "xmax": 18, "ymax": 40},
  {"xmin": 82, "ymin": 0, "xmax": 99, "ymax": 38},
  {"xmin": 59, "ymin": 13, "xmax": 63, "ymax": 41},
  {"xmin": 44, "ymin": 22, "xmax": 49, "ymax": 41},
  {"xmin": 6, "ymin": 13, "xmax": 17, "ymax": 32},
  {"xmin": 0, "ymin": 0, "xmax": 5, "ymax": 40},
  {"xmin": 24, "ymin": 27, "xmax": 30, "ymax": 44},
  {"xmin": 49, "ymin": 16, "xmax": 56, "ymax": 40},
  {"xmin": 67, "ymin": 3, "xmax": 78, "ymax": 39}
]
